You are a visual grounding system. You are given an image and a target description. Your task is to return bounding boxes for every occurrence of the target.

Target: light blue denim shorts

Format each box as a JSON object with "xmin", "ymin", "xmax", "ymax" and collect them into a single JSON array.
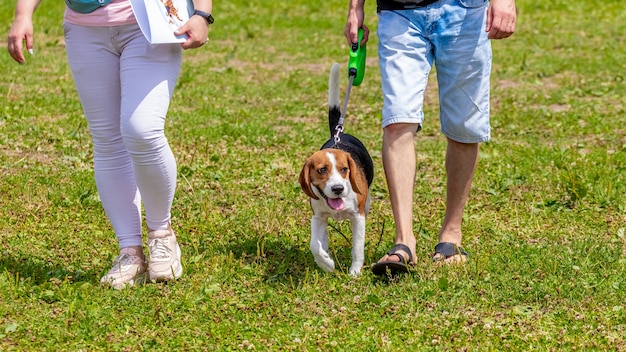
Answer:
[{"xmin": 377, "ymin": 0, "xmax": 492, "ymax": 143}]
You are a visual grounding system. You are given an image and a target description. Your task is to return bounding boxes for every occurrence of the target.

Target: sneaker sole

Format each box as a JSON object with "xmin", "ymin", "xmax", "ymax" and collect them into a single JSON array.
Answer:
[
  {"xmin": 100, "ymin": 260, "xmax": 148, "ymax": 289},
  {"xmin": 101, "ymin": 270, "xmax": 148, "ymax": 290}
]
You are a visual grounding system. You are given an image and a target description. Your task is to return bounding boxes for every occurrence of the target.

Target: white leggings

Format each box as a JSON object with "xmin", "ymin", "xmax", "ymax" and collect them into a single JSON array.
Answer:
[{"xmin": 64, "ymin": 23, "xmax": 182, "ymax": 248}]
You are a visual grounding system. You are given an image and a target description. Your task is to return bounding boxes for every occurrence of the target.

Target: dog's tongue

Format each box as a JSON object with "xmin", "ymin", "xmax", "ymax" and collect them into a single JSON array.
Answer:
[{"xmin": 327, "ymin": 198, "xmax": 345, "ymax": 210}]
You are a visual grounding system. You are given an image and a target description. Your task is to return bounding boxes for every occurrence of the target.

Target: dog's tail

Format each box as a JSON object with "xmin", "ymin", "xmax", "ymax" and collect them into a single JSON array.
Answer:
[{"xmin": 328, "ymin": 62, "xmax": 342, "ymax": 138}]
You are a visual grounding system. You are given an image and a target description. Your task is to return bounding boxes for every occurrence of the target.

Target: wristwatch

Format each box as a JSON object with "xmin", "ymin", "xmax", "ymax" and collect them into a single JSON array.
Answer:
[{"xmin": 192, "ymin": 10, "xmax": 214, "ymax": 25}]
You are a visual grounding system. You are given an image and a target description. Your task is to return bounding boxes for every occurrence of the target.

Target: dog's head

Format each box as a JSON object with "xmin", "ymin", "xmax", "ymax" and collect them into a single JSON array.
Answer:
[{"xmin": 299, "ymin": 149, "xmax": 363, "ymax": 210}]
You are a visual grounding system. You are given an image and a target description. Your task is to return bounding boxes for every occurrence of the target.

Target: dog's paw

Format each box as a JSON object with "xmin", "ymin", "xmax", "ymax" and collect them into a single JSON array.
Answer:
[
  {"xmin": 314, "ymin": 255, "xmax": 335, "ymax": 272},
  {"xmin": 349, "ymin": 265, "xmax": 362, "ymax": 276}
]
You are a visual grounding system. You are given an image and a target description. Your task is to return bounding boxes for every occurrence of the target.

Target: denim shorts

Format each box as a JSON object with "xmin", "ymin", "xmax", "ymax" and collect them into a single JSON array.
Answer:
[{"xmin": 377, "ymin": 0, "xmax": 492, "ymax": 143}]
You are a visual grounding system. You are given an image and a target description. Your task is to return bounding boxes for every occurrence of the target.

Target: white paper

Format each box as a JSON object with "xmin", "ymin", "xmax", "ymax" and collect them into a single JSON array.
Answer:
[{"xmin": 130, "ymin": 0, "xmax": 194, "ymax": 44}]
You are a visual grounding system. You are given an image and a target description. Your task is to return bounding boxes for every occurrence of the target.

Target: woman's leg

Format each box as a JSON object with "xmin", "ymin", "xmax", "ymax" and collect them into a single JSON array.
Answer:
[
  {"xmin": 118, "ymin": 27, "xmax": 182, "ymax": 232},
  {"xmin": 117, "ymin": 25, "xmax": 183, "ymax": 281},
  {"xmin": 64, "ymin": 23, "xmax": 143, "ymax": 249},
  {"xmin": 65, "ymin": 23, "xmax": 148, "ymax": 288}
]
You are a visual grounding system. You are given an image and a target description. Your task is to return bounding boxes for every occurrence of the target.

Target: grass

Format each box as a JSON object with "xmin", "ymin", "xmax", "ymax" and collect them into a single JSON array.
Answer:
[{"xmin": 1, "ymin": 0, "xmax": 625, "ymax": 350}]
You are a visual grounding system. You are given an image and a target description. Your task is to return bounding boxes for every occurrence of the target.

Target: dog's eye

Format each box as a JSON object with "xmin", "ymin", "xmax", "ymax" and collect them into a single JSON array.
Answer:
[
  {"xmin": 340, "ymin": 167, "xmax": 348, "ymax": 174},
  {"xmin": 317, "ymin": 167, "xmax": 327, "ymax": 175}
]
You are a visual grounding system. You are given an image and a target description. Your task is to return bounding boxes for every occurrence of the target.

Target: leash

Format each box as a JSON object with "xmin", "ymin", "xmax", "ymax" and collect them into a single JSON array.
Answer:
[
  {"xmin": 333, "ymin": 28, "xmax": 367, "ymax": 145},
  {"xmin": 333, "ymin": 75, "xmax": 354, "ymax": 144}
]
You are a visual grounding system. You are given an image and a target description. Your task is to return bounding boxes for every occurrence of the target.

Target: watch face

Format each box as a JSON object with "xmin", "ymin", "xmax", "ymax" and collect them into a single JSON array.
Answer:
[{"xmin": 207, "ymin": 14, "xmax": 214, "ymax": 24}]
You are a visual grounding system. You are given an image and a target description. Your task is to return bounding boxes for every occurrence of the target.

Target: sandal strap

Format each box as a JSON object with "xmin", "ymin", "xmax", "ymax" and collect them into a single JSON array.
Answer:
[
  {"xmin": 388, "ymin": 253, "xmax": 406, "ymax": 265},
  {"xmin": 433, "ymin": 242, "xmax": 468, "ymax": 259},
  {"xmin": 386, "ymin": 243, "xmax": 413, "ymax": 263}
]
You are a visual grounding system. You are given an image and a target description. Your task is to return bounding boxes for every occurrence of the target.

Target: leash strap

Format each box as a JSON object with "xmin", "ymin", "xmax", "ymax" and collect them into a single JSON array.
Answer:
[{"xmin": 333, "ymin": 74, "xmax": 355, "ymax": 145}]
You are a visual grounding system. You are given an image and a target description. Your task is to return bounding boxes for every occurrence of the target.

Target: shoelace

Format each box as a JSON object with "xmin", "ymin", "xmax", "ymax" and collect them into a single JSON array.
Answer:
[
  {"xmin": 111, "ymin": 253, "xmax": 137, "ymax": 271},
  {"xmin": 148, "ymin": 238, "xmax": 172, "ymax": 259}
]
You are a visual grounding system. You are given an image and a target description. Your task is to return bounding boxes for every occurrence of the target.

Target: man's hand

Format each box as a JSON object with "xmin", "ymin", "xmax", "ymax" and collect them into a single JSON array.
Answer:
[
  {"xmin": 486, "ymin": 0, "xmax": 517, "ymax": 39},
  {"xmin": 344, "ymin": 0, "xmax": 369, "ymax": 46}
]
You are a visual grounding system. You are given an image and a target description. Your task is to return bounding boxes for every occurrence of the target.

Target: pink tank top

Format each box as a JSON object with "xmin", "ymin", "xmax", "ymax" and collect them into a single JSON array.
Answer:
[{"xmin": 64, "ymin": 0, "xmax": 137, "ymax": 26}]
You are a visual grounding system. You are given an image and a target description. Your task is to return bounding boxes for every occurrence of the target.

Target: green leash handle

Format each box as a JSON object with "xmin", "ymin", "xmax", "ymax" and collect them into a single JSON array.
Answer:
[{"xmin": 348, "ymin": 28, "xmax": 366, "ymax": 86}]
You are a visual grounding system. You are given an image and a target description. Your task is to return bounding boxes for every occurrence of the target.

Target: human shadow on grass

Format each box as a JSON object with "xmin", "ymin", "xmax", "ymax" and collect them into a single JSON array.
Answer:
[
  {"xmin": 222, "ymin": 236, "xmax": 310, "ymax": 283},
  {"xmin": 223, "ymin": 230, "xmax": 379, "ymax": 286},
  {"xmin": 0, "ymin": 253, "xmax": 98, "ymax": 287}
]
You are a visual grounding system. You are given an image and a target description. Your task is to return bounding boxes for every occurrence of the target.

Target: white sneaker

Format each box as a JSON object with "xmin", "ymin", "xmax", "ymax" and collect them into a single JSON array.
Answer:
[
  {"xmin": 148, "ymin": 227, "xmax": 183, "ymax": 282},
  {"xmin": 100, "ymin": 253, "xmax": 147, "ymax": 289}
]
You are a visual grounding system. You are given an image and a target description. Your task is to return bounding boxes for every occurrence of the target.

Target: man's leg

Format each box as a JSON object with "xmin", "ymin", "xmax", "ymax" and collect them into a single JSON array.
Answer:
[
  {"xmin": 376, "ymin": 123, "xmax": 420, "ymax": 265},
  {"xmin": 435, "ymin": 138, "xmax": 479, "ymax": 263},
  {"xmin": 373, "ymin": 9, "xmax": 432, "ymax": 271}
]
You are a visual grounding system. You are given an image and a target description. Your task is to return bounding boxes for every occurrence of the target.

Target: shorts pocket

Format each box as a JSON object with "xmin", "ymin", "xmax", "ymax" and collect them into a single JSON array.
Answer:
[{"xmin": 458, "ymin": 0, "xmax": 487, "ymax": 8}]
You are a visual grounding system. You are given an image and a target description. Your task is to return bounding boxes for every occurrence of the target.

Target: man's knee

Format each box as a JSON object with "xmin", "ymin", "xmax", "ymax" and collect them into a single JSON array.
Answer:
[{"xmin": 384, "ymin": 122, "xmax": 420, "ymax": 138}]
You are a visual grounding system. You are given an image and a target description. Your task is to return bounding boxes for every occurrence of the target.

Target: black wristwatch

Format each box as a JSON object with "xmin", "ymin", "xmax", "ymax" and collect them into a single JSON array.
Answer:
[{"xmin": 192, "ymin": 10, "xmax": 214, "ymax": 25}]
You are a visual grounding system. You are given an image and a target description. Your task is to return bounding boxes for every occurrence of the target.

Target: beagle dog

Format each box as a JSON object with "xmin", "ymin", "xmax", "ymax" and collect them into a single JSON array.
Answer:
[{"xmin": 299, "ymin": 63, "xmax": 374, "ymax": 276}]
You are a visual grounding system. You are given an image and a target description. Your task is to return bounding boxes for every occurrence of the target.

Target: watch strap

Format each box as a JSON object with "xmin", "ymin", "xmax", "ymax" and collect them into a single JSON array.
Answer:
[{"xmin": 192, "ymin": 9, "xmax": 214, "ymax": 25}]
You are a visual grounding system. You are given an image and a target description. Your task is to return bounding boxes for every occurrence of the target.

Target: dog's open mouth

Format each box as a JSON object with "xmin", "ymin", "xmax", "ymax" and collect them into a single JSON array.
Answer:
[
  {"xmin": 327, "ymin": 197, "xmax": 345, "ymax": 210},
  {"xmin": 315, "ymin": 186, "xmax": 346, "ymax": 210}
]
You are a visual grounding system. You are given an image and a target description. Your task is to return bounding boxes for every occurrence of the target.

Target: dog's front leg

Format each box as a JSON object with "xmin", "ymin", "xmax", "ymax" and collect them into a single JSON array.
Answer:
[
  {"xmin": 310, "ymin": 215, "xmax": 335, "ymax": 272},
  {"xmin": 348, "ymin": 214, "xmax": 366, "ymax": 276}
]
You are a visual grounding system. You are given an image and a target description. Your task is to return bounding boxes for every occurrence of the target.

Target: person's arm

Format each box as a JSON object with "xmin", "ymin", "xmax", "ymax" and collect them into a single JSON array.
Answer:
[
  {"xmin": 174, "ymin": 0, "xmax": 213, "ymax": 50},
  {"xmin": 344, "ymin": 0, "xmax": 369, "ymax": 46},
  {"xmin": 486, "ymin": 0, "xmax": 516, "ymax": 39},
  {"xmin": 7, "ymin": 0, "xmax": 41, "ymax": 64}
]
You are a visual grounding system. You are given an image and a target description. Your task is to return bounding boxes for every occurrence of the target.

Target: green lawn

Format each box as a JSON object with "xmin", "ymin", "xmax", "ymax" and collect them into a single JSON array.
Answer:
[{"xmin": 1, "ymin": 0, "xmax": 625, "ymax": 350}]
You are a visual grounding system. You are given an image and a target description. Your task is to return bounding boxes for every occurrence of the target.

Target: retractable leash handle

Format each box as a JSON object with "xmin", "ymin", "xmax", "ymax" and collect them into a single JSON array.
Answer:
[
  {"xmin": 334, "ymin": 28, "xmax": 367, "ymax": 144},
  {"xmin": 348, "ymin": 28, "xmax": 366, "ymax": 86}
]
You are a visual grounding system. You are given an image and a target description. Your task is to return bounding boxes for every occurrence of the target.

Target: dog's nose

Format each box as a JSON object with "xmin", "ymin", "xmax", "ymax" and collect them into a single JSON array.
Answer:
[{"xmin": 331, "ymin": 185, "xmax": 344, "ymax": 195}]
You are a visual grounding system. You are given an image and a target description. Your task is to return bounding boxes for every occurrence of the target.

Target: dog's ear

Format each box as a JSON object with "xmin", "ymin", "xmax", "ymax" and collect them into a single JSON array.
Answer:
[
  {"xmin": 299, "ymin": 158, "xmax": 319, "ymax": 200},
  {"xmin": 347, "ymin": 155, "xmax": 363, "ymax": 195}
]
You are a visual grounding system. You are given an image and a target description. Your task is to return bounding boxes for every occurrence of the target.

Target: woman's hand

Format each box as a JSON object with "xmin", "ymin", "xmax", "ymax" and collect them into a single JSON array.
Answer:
[
  {"xmin": 7, "ymin": 16, "xmax": 36, "ymax": 63},
  {"xmin": 175, "ymin": 14, "xmax": 210, "ymax": 50},
  {"xmin": 7, "ymin": 0, "xmax": 40, "ymax": 64}
]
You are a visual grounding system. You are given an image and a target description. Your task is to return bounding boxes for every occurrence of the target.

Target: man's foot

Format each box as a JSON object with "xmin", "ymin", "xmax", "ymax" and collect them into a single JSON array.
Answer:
[
  {"xmin": 432, "ymin": 242, "xmax": 468, "ymax": 264},
  {"xmin": 371, "ymin": 243, "xmax": 415, "ymax": 276},
  {"xmin": 148, "ymin": 227, "xmax": 183, "ymax": 282},
  {"xmin": 100, "ymin": 253, "xmax": 147, "ymax": 289}
]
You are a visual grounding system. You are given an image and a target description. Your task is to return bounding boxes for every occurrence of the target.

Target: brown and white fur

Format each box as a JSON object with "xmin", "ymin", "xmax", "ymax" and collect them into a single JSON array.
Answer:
[{"xmin": 298, "ymin": 63, "xmax": 374, "ymax": 276}]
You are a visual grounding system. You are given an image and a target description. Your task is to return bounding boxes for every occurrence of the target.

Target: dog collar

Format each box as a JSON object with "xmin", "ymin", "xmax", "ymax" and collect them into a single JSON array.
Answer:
[{"xmin": 315, "ymin": 186, "xmax": 328, "ymax": 200}]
